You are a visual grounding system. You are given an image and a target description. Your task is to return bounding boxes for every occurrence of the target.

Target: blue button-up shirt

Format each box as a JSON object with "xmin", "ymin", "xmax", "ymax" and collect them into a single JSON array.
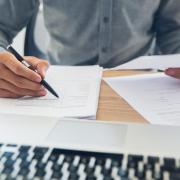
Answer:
[{"xmin": 0, "ymin": 0, "xmax": 180, "ymax": 67}]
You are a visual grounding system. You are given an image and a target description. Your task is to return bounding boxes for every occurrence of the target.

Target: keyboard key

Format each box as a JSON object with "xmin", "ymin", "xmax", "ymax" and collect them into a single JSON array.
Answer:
[
  {"xmin": 51, "ymin": 148, "xmax": 62, "ymax": 156},
  {"xmin": 18, "ymin": 152, "xmax": 28, "ymax": 161},
  {"xmin": 118, "ymin": 169, "xmax": 128, "ymax": 178},
  {"xmin": 52, "ymin": 163, "xmax": 62, "ymax": 171},
  {"xmin": 36, "ymin": 161, "xmax": 46, "ymax": 169},
  {"xmin": 103, "ymin": 177, "xmax": 113, "ymax": 180},
  {"xmin": 170, "ymin": 171, "xmax": 180, "ymax": 180},
  {"xmin": 18, "ymin": 168, "xmax": 30, "ymax": 176},
  {"xmin": 51, "ymin": 171, "xmax": 62, "ymax": 179},
  {"xmin": 163, "ymin": 157, "xmax": 175, "ymax": 171},
  {"xmin": 34, "ymin": 147, "xmax": 48, "ymax": 155},
  {"xmin": 4, "ymin": 159, "xmax": 16, "ymax": 167},
  {"xmin": 145, "ymin": 156, "xmax": 159, "ymax": 171},
  {"xmin": 33, "ymin": 153, "xmax": 44, "ymax": 161},
  {"xmin": 19, "ymin": 146, "xmax": 31, "ymax": 152},
  {"xmin": 2, "ymin": 152, "xmax": 14, "ymax": 159},
  {"xmin": 86, "ymin": 175, "xmax": 96, "ymax": 180},
  {"xmin": 85, "ymin": 166, "xmax": 95, "ymax": 174},
  {"xmin": 102, "ymin": 168, "xmax": 112, "ymax": 176},
  {"xmin": 69, "ymin": 173, "xmax": 79, "ymax": 179},
  {"xmin": 96, "ymin": 158, "xmax": 105, "ymax": 166},
  {"xmin": 128, "ymin": 155, "xmax": 143, "ymax": 162},
  {"xmin": 128, "ymin": 154, "xmax": 143, "ymax": 169},
  {"xmin": 2, "ymin": 167, "xmax": 13, "ymax": 175},
  {"xmin": 68, "ymin": 164, "xmax": 78, "ymax": 173},
  {"xmin": 136, "ymin": 171, "xmax": 145, "ymax": 179},
  {"xmin": 49, "ymin": 154, "xmax": 57, "ymax": 162},
  {"xmin": 65, "ymin": 155, "xmax": 74, "ymax": 163},
  {"xmin": 148, "ymin": 156, "xmax": 159, "ymax": 164},
  {"xmin": 111, "ymin": 159, "xmax": 121, "ymax": 167},
  {"xmin": 20, "ymin": 160, "xmax": 31, "ymax": 168},
  {"xmin": 49, "ymin": 149, "xmax": 62, "ymax": 162},
  {"xmin": 7, "ymin": 144, "xmax": 17, "ymax": 147},
  {"xmin": 80, "ymin": 156, "xmax": 90, "ymax": 164},
  {"xmin": 35, "ymin": 169, "xmax": 46, "ymax": 177}
]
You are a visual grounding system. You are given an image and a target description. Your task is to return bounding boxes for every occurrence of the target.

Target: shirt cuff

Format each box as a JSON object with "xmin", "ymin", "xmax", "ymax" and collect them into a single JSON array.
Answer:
[{"xmin": 0, "ymin": 46, "xmax": 6, "ymax": 53}]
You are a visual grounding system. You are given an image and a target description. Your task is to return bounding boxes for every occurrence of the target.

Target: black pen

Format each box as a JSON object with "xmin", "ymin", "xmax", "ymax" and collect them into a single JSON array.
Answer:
[{"xmin": 7, "ymin": 45, "xmax": 59, "ymax": 98}]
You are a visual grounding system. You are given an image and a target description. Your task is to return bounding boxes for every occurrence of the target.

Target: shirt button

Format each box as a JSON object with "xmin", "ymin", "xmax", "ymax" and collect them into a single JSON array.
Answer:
[
  {"xmin": 103, "ymin": 17, "xmax": 109, "ymax": 23},
  {"xmin": 101, "ymin": 47, "xmax": 108, "ymax": 53}
]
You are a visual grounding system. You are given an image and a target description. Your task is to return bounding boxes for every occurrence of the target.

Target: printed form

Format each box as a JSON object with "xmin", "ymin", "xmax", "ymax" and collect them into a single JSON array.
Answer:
[
  {"xmin": 105, "ymin": 73, "xmax": 180, "ymax": 126},
  {"xmin": 104, "ymin": 54, "xmax": 180, "ymax": 71},
  {"xmin": 0, "ymin": 65, "xmax": 102, "ymax": 119}
]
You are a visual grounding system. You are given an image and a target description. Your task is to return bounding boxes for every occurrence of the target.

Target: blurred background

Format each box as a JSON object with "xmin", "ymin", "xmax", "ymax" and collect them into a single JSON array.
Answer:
[{"xmin": 12, "ymin": 28, "xmax": 26, "ymax": 55}]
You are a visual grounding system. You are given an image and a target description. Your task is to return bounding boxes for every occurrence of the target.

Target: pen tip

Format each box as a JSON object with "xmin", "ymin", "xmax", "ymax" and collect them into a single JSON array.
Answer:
[{"xmin": 53, "ymin": 92, "xmax": 59, "ymax": 98}]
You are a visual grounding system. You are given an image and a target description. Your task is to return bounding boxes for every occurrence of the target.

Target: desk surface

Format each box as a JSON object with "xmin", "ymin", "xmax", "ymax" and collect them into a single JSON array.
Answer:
[{"xmin": 97, "ymin": 70, "xmax": 148, "ymax": 123}]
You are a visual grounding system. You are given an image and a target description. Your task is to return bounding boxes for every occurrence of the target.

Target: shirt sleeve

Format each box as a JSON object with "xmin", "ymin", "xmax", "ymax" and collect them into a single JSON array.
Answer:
[
  {"xmin": 155, "ymin": 0, "xmax": 180, "ymax": 54},
  {"xmin": 0, "ymin": 46, "xmax": 5, "ymax": 53},
  {"xmin": 0, "ymin": 0, "xmax": 40, "ymax": 48}
]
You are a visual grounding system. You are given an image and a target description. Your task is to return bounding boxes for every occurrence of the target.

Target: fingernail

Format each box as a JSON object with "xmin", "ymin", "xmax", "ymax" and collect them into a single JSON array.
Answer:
[
  {"xmin": 35, "ymin": 75, "xmax": 42, "ymax": 82},
  {"xmin": 39, "ymin": 90, "xmax": 47, "ymax": 96},
  {"xmin": 44, "ymin": 66, "xmax": 49, "ymax": 73},
  {"xmin": 40, "ymin": 85, "xmax": 45, "ymax": 90},
  {"xmin": 166, "ymin": 69, "xmax": 175, "ymax": 76},
  {"xmin": 42, "ymin": 71, "xmax": 46, "ymax": 78}
]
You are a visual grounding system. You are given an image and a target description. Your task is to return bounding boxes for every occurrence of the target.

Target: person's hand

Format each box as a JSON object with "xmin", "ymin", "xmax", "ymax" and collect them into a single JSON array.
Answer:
[
  {"xmin": 165, "ymin": 68, "xmax": 180, "ymax": 79},
  {"xmin": 0, "ymin": 51, "xmax": 49, "ymax": 98}
]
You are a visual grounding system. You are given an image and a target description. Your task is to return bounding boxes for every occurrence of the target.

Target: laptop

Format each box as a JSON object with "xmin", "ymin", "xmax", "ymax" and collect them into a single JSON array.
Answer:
[{"xmin": 0, "ymin": 114, "xmax": 179, "ymax": 179}]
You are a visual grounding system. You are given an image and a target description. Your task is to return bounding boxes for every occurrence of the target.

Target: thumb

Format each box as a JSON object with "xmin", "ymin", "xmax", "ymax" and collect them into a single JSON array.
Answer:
[{"xmin": 165, "ymin": 68, "xmax": 180, "ymax": 79}]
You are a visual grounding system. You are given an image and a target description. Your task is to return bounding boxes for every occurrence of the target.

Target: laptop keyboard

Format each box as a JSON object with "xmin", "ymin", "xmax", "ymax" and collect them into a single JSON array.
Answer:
[{"xmin": 0, "ymin": 143, "xmax": 178, "ymax": 180}]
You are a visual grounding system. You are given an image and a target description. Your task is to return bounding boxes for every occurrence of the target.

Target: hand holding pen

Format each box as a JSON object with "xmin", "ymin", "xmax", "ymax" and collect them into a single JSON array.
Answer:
[
  {"xmin": 0, "ymin": 45, "xmax": 58, "ymax": 98},
  {"xmin": 7, "ymin": 46, "xmax": 59, "ymax": 98}
]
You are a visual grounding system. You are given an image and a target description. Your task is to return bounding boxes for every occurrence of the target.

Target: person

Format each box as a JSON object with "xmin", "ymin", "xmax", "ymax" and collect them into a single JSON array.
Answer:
[{"xmin": 0, "ymin": 0, "xmax": 180, "ymax": 98}]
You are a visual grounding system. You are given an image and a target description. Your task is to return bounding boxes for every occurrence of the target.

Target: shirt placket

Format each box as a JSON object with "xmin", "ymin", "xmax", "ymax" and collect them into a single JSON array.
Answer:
[{"xmin": 98, "ymin": 0, "xmax": 113, "ymax": 65}]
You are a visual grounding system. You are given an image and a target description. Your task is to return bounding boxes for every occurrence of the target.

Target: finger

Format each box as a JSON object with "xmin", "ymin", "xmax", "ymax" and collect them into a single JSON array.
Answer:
[
  {"xmin": 165, "ymin": 68, "xmax": 180, "ymax": 79},
  {"xmin": 0, "ymin": 89, "xmax": 21, "ymax": 98},
  {"xmin": 0, "ymin": 64, "xmax": 45, "ymax": 91},
  {"xmin": 24, "ymin": 56, "xmax": 50, "ymax": 78},
  {"xmin": 0, "ymin": 52, "xmax": 42, "ymax": 82},
  {"xmin": 0, "ymin": 79, "xmax": 47, "ymax": 97}
]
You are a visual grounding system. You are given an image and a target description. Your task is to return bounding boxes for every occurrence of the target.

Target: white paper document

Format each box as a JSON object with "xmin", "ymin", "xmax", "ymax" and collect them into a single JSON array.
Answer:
[
  {"xmin": 105, "ymin": 73, "xmax": 180, "ymax": 126},
  {"xmin": 0, "ymin": 65, "xmax": 102, "ymax": 119},
  {"xmin": 105, "ymin": 54, "xmax": 180, "ymax": 70}
]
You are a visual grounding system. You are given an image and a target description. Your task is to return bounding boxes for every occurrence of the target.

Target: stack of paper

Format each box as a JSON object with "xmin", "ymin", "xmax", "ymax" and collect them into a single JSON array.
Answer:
[
  {"xmin": 0, "ymin": 65, "xmax": 102, "ymax": 119},
  {"xmin": 105, "ymin": 74, "xmax": 180, "ymax": 126},
  {"xmin": 105, "ymin": 54, "xmax": 180, "ymax": 70}
]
